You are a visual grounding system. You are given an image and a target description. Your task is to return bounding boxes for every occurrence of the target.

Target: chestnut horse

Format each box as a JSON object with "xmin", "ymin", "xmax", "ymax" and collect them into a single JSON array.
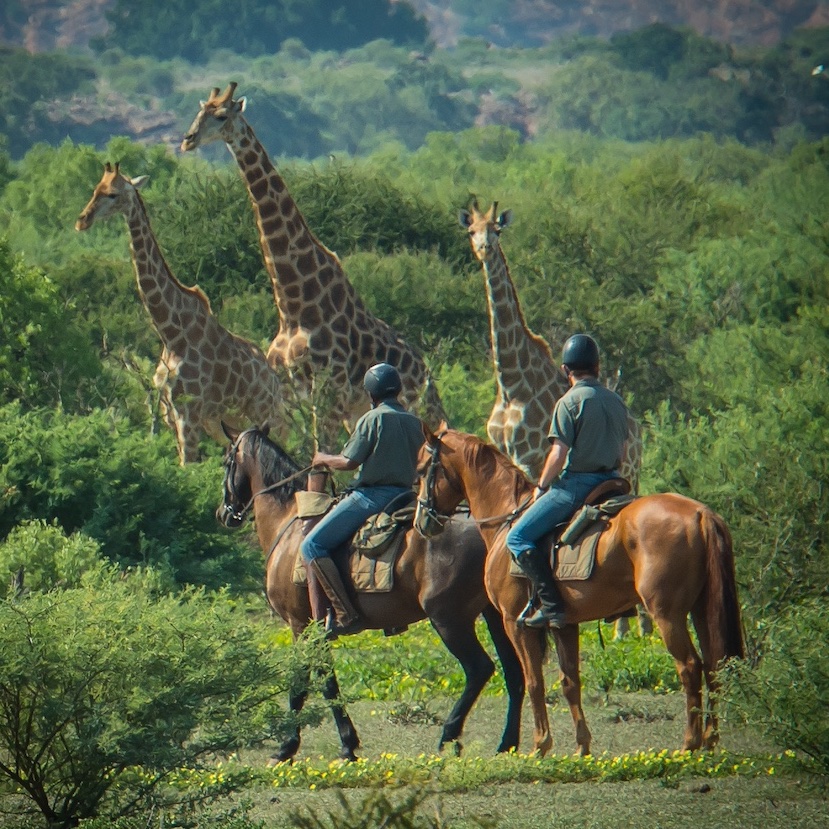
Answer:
[
  {"xmin": 217, "ymin": 423, "xmax": 524, "ymax": 763},
  {"xmin": 415, "ymin": 426, "xmax": 744, "ymax": 757}
]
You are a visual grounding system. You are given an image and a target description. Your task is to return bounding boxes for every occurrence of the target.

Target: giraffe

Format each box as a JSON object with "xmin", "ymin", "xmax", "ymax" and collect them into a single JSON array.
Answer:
[
  {"xmin": 180, "ymin": 83, "xmax": 446, "ymax": 444},
  {"xmin": 459, "ymin": 201, "xmax": 643, "ymax": 490},
  {"xmin": 76, "ymin": 162, "xmax": 285, "ymax": 465},
  {"xmin": 460, "ymin": 201, "xmax": 650, "ymax": 638}
]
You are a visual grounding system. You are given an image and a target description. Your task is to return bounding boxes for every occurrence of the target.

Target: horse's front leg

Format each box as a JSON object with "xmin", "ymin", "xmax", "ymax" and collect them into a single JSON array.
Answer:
[
  {"xmin": 321, "ymin": 670, "xmax": 360, "ymax": 761},
  {"xmin": 552, "ymin": 625, "xmax": 591, "ymax": 756},
  {"xmin": 503, "ymin": 617, "xmax": 553, "ymax": 756}
]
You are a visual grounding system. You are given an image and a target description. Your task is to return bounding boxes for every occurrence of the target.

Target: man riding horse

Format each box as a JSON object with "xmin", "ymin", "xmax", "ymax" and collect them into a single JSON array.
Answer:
[
  {"xmin": 301, "ymin": 363, "xmax": 425, "ymax": 637},
  {"xmin": 507, "ymin": 334, "xmax": 630, "ymax": 629}
]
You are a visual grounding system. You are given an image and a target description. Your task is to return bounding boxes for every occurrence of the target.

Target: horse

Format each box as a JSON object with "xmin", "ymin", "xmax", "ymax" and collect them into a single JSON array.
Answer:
[
  {"xmin": 217, "ymin": 423, "xmax": 524, "ymax": 763},
  {"xmin": 415, "ymin": 425, "xmax": 745, "ymax": 757}
]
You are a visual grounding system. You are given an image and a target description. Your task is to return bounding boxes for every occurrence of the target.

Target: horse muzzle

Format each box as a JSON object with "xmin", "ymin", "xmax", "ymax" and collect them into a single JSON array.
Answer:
[
  {"xmin": 414, "ymin": 499, "xmax": 448, "ymax": 539},
  {"xmin": 217, "ymin": 503, "xmax": 245, "ymax": 528}
]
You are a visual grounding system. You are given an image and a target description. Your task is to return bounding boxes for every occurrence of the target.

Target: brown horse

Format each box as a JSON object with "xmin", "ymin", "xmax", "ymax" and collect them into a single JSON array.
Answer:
[
  {"xmin": 217, "ymin": 423, "xmax": 524, "ymax": 763},
  {"xmin": 415, "ymin": 426, "xmax": 744, "ymax": 757}
]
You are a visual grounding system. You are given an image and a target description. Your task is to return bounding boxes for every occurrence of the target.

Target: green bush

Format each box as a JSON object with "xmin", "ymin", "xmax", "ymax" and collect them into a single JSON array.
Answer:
[
  {"xmin": 720, "ymin": 599, "xmax": 829, "ymax": 777},
  {"xmin": 0, "ymin": 575, "xmax": 327, "ymax": 827}
]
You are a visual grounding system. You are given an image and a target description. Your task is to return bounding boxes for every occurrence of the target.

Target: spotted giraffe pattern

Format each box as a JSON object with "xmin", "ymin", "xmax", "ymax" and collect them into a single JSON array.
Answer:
[
  {"xmin": 181, "ymin": 84, "xmax": 446, "ymax": 444},
  {"xmin": 460, "ymin": 202, "xmax": 642, "ymax": 492},
  {"xmin": 76, "ymin": 163, "xmax": 284, "ymax": 464}
]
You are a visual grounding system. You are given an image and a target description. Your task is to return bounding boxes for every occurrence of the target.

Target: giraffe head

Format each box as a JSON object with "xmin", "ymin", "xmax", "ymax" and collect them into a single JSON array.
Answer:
[
  {"xmin": 458, "ymin": 200, "xmax": 513, "ymax": 264},
  {"xmin": 181, "ymin": 82, "xmax": 246, "ymax": 152},
  {"xmin": 76, "ymin": 162, "xmax": 148, "ymax": 231}
]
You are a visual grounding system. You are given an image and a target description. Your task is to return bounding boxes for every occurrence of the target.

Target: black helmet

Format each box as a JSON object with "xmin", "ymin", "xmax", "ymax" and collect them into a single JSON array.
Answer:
[
  {"xmin": 561, "ymin": 334, "xmax": 600, "ymax": 371},
  {"xmin": 363, "ymin": 363, "xmax": 402, "ymax": 399}
]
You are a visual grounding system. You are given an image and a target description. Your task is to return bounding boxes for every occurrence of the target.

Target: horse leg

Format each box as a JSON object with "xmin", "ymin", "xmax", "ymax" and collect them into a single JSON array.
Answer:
[
  {"xmin": 690, "ymin": 607, "xmax": 720, "ymax": 749},
  {"xmin": 429, "ymin": 617, "xmax": 496, "ymax": 755},
  {"xmin": 650, "ymin": 611, "xmax": 704, "ymax": 750},
  {"xmin": 503, "ymin": 620, "xmax": 553, "ymax": 756},
  {"xmin": 270, "ymin": 683, "xmax": 308, "ymax": 764},
  {"xmin": 481, "ymin": 604, "xmax": 525, "ymax": 753},
  {"xmin": 321, "ymin": 671, "xmax": 360, "ymax": 761},
  {"xmin": 552, "ymin": 625, "xmax": 591, "ymax": 756}
]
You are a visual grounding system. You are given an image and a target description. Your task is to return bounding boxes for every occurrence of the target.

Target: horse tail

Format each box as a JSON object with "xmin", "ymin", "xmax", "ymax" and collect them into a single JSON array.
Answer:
[{"xmin": 700, "ymin": 509, "xmax": 745, "ymax": 662}]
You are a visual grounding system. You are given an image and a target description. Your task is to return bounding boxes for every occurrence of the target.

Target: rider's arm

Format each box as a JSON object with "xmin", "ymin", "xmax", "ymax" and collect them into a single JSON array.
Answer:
[
  {"xmin": 311, "ymin": 451, "xmax": 360, "ymax": 472},
  {"xmin": 535, "ymin": 439, "xmax": 568, "ymax": 497}
]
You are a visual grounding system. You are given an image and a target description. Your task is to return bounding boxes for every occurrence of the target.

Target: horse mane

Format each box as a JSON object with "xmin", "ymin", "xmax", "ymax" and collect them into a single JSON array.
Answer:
[
  {"xmin": 246, "ymin": 429, "xmax": 308, "ymax": 504},
  {"xmin": 454, "ymin": 430, "xmax": 533, "ymax": 506}
]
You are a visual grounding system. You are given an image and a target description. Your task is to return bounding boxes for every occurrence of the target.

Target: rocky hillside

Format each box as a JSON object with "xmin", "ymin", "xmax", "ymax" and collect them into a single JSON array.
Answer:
[{"xmin": 4, "ymin": 0, "xmax": 829, "ymax": 53}]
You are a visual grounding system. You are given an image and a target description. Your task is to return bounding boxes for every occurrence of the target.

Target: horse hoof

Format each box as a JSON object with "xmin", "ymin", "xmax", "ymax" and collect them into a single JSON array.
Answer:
[{"xmin": 267, "ymin": 755, "xmax": 294, "ymax": 767}]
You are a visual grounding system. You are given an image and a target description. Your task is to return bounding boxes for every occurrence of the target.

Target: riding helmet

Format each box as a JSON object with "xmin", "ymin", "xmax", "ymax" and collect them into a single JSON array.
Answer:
[
  {"xmin": 363, "ymin": 362, "xmax": 402, "ymax": 398},
  {"xmin": 561, "ymin": 334, "xmax": 600, "ymax": 371}
]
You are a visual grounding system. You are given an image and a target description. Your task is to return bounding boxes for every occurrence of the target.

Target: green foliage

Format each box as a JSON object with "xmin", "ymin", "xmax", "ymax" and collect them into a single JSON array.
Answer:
[
  {"xmin": 0, "ymin": 238, "xmax": 103, "ymax": 411},
  {"xmin": 95, "ymin": 0, "xmax": 429, "ymax": 62},
  {"xmin": 0, "ymin": 404, "xmax": 259, "ymax": 591},
  {"xmin": 0, "ymin": 520, "xmax": 102, "ymax": 597},
  {"xmin": 0, "ymin": 578, "xmax": 326, "ymax": 827},
  {"xmin": 721, "ymin": 599, "xmax": 829, "ymax": 777}
]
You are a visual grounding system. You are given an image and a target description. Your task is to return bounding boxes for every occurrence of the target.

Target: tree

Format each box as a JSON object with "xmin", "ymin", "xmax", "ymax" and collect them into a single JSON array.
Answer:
[{"xmin": 0, "ymin": 574, "xmax": 326, "ymax": 827}]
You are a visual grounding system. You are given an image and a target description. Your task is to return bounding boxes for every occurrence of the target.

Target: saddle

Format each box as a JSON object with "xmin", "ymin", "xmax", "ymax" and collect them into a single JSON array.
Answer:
[
  {"xmin": 293, "ymin": 490, "xmax": 417, "ymax": 592},
  {"xmin": 510, "ymin": 478, "xmax": 636, "ymax": 582}
]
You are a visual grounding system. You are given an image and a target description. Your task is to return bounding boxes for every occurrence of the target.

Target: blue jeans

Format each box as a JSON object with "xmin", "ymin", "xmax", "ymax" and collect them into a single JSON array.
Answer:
[
  {"xmin": 300, "ymin": 485, "xmax": 411, "ymax": 561},
  {"xmin": 506, "ymin": 471, "xmax": 618, "ymax": 559}
]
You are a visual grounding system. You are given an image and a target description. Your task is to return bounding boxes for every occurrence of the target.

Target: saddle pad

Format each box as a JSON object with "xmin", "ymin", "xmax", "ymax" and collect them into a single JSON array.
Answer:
[{"xmin": 554, "ymin": 519, "xmax": 604, "ymax": 581}]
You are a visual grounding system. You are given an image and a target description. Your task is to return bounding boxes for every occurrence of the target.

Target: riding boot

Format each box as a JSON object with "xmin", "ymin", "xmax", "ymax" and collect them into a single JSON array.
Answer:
[
  {"xmin": 514, "ymin": 549, "xmax": 567, "ymax": 630},
  {"xmin": 308, "ymin": 557, "xmax": 363, "ymax": 638}
]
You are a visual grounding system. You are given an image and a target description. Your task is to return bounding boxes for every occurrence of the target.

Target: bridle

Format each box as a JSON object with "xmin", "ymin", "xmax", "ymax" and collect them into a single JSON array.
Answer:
[
  {"xmin": 416, "ymin": 431, "xmax": 533, "ymax": 538},
  {"xmin": 220, "ymin": 427, "xmax": 312, "ymax": 525}
]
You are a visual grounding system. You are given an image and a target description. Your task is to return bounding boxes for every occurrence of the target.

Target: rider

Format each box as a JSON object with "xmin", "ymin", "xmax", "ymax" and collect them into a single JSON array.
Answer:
[
  {"xmin": 301, "ymin": 363, "xmax": 425, "ymax": 637},
  {"xmin": 506, "ymin": 334, "xmax": 630, "ymax": 630}
]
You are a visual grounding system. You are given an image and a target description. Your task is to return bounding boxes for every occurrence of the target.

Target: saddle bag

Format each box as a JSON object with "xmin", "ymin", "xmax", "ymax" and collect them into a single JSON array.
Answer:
[{"xmin": 353, "ymin": 505, "xmax": 416, "ymax": 559}]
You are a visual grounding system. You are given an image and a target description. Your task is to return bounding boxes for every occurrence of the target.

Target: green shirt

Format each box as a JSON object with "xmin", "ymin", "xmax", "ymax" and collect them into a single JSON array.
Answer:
[
  {"xmin": 342, "ymin": 399, "xmax": 425, "ymax": 488},
  {"xmin": 549, "ymin": 378, "xmax": 629, "ymax": 473}
]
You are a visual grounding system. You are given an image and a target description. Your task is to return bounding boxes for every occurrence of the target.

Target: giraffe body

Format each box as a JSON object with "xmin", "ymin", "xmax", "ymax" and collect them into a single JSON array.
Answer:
[
  {"xmin": 460, "ymin": 202, "xmax": 642, "ymax": 491},
  {"xmin": 181, "ymin": 84, "xmax": 446, "ymax": 444},
  {"xmin": 76, "ymin": 164, "xmax": 284, "ymax": 464}
]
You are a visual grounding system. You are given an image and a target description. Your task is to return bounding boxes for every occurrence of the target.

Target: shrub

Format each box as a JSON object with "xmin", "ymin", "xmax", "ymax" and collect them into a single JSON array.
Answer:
[
  {"xmin": 720, "ymin": 599, "xmax": 829, "ymax": 777},
  {"xmin": 0, "ymin": 575, "xmax": 327, "ymax": 827}
]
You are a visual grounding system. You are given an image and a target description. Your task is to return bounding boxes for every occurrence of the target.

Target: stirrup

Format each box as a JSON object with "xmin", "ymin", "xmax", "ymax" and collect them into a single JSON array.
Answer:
[
  {"xmin": 324, "ymin": 610, "xmax": 363, "ymax": 640},
  {"xmin": 521, "ymin": 607, "xmax": 567, "ymax": 630},
  {"xmin": 517, "ymin": 596, "xmax": 539, "ymax": 627}
]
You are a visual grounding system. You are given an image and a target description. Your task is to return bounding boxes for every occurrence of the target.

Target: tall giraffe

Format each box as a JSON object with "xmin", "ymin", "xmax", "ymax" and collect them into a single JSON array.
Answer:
[
  {"xmin": 459, "ymin": 201, "xmax": 643, "ymax": 493},
  {"xmin": 76, "ymin": 162, "xmax": 284, "ymax": 465},
  {"xmin": 180, "ymin": 83, "xmax": 446, "ymax": 443}
]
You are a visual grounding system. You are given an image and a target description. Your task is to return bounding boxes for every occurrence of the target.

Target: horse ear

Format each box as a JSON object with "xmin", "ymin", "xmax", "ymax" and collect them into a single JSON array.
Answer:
[
  {"xmin": 260, "ymin": 421, "xmax": 270, "ymax": 437},
  {"xmin": 221, "ymin": 421, "xmax": 239, "ymax": 442},
  {"xmin": 422, "ymin": 422, "xmax": 436, "ymax": 445}
]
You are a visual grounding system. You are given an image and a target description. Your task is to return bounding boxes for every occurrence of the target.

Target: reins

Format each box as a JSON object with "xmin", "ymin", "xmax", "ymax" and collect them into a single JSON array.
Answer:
[{"xmin": 419, "ymin": 432, "xmax": 533, "ymax": 530}]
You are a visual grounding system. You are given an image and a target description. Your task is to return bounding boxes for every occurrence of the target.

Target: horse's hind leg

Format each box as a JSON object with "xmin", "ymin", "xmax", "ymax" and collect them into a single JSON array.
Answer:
[
  {"xmin": 321, "ymin": 671, "xmax": 360, "ymax": 761},
  {"xmin": 651, "ymin": 611, "xmax": 704, "ymax": 751},
  {"xmin": 690, "ymin": 607, "xmax": 719, "ymax": 749},
  {"xmin": 429, "ymin": 617, "xmax": 496, "ymax": 755},
  {"xmin": 482, "ymin": 604, "xmax": 525, "ymax": 753},
  {"xmin": 553, "ymin": 624, "xmax": 591, "ymax": 756}
]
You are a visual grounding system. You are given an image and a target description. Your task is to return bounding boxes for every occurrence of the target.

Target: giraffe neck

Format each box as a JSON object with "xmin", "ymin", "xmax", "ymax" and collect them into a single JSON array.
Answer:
[
  {"xmin": 124, "ymin": 195, "xmax": 210, "ymax": 344},
  {"xmin": 481, "ymin": 249, "xmax": 566, "ymax": 396},
  {"xmin": 225, "ymin": 120, "xmax": 360, "ymax": 325}
]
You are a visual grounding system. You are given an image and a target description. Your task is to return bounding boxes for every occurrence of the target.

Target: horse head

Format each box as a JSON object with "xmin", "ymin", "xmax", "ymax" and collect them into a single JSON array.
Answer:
[
  {"xmin": 217, "ymin": 421, "xmax": 265, "ymax": 528},
  {"xmin": 415, "ymin": 423, "xmax": 467, "ymax": 538}
]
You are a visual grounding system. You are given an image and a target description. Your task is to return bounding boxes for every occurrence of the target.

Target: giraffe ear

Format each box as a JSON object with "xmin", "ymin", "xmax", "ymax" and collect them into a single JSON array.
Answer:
[
  {"xmin": 458, "ymin": 209, "xmax": 472, "ymax": 228},
  {"xmin": 497, "ymin": 209, "xmax": 513, "ymax": 229},
  {"xmin": 130, "ymin": 175, "xmax": 149, "ymax": 190},
  {"xmin": 238, "ymin": 96, "xmax": 247, "ymax": 113}
]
